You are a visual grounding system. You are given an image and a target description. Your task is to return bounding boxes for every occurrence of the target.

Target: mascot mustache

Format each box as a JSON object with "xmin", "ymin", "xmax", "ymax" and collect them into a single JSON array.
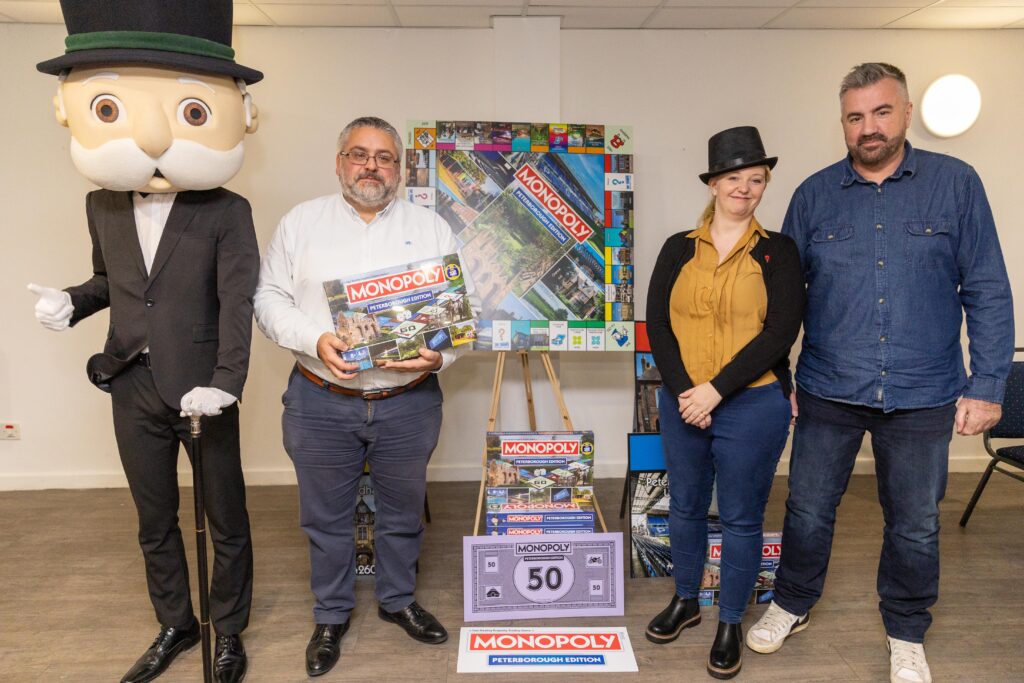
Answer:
[{"xmin": 70, "ymin": 137, "xmax": 245, "ymax": 191}]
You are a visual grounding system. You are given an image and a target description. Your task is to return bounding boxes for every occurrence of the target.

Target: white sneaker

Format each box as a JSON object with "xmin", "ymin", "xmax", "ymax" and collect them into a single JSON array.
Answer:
[
  {"xmin": 745, "ymin": 601, "xmax": 809, "ymax": 654},
  {"xmin": 887, "ymin": 637, "xmax": 932, "ymax": 683}
]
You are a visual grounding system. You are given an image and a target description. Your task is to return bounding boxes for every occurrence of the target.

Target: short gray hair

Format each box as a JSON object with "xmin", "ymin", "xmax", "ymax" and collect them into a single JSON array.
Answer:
[
  {"xmin": 336, "ymin": 116, "xmax": 403, "ymax": 158},
  {"xmin": 839, "ymin": 63, "xmax": 908, "ymax": 101}
]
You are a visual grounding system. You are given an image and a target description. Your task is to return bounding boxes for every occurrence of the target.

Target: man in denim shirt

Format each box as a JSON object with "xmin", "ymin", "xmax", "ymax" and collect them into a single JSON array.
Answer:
[{"xmin": 746, "ymin": 63, "xmax": 1014, "ymax": 683}]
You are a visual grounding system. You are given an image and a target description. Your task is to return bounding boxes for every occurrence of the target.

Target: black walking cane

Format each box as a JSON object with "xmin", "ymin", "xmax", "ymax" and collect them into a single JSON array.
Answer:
[{"xmin": 189, "ymin": 415, "xmax": 214, "ymax": 683}]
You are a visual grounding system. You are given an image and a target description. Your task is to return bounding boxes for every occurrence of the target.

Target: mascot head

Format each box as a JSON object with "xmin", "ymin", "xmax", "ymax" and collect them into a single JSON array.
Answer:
[{"xmin": 37, "ymin": 0, "xmax": 263, "ymax": 193}]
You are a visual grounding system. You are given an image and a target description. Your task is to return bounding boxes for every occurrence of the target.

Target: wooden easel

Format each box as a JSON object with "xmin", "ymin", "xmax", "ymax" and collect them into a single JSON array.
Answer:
[{"xmin": 472, "ymin": 350, "xmax": 608, "ymax": 535}]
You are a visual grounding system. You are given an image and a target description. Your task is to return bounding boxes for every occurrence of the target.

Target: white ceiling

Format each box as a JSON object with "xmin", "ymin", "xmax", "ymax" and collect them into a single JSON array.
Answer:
[{"xmin": 1, "ymin": 0, "xmax": 1023, "ymax": 29}]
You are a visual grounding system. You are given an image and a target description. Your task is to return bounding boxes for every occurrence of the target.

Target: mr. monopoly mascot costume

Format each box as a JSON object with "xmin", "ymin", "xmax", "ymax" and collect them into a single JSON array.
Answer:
[{"xmin": 29, "ymin": 2, "xmax": 261, "ymax": 682}]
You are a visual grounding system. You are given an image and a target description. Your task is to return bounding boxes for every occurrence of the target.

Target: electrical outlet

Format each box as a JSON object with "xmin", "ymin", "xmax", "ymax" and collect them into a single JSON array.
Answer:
[{"xmin": 2, "ymin": 423, "xmax": 20, "ymax": 440}]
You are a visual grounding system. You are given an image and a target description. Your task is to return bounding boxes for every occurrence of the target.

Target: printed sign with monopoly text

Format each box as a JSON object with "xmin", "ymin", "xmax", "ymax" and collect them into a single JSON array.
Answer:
[
  {"xmin": 457, "ymin": 627, "xmax": 638, "ymax": 673},
  {"xmin": 463, "ymin": 532, "xmax": 624, "ymax": 621}
]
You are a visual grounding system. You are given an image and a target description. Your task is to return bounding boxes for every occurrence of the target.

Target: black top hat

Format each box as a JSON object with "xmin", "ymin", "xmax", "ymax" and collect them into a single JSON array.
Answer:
[
  {"xmin": 36, "ymin": 0, "xmax": 263, "ymax": 84},
  {"xmin": 699, "ymin": 126, "xmax": 777, "ymax": 184}
]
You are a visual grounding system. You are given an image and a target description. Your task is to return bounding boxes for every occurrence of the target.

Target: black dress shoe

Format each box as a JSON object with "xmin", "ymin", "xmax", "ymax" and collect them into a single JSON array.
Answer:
[
  {"xmin": 305, "ymin": 622, "xmax": 349, "ymax": 677},
  {"xmin": 708, "ymin": 621, "xmax": 743, "ymax": 679},
  {"xmin": 378, "ymin": 601, "xmax": 448, "ymax": 644},
  {"xmin": 645, "ymin": 595, "xmax": 701, "ymax": 644},
  {"xmin": 120, "ymin": 620, "xmax": 201, "ymax": 683},
  {"xmin": 214, "ymin": 634, "xmax": 247, "ymax": 683}
]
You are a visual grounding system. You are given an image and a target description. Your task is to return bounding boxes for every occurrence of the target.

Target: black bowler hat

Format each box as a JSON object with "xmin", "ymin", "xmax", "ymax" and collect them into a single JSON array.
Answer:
[
  {"xmin": 36, "ymin": 0, "xmax": 263, "ymax": 84},
  {"xmin": 699, "ymin": 126, "xmax": 777, "ymax": 184}
]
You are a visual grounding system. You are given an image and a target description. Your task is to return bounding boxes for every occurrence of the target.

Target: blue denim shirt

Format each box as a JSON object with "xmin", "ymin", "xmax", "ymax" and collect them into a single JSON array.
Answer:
[{"xmin": 782, "ymin": 142, "xmax": 1014, "ymax": 411}]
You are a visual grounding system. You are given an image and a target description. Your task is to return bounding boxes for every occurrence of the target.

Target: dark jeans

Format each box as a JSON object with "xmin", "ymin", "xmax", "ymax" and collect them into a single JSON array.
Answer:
[
  {"xmin": 111, "ymin": 362, "xmax": 253, "ymax": 635},
  {"xmin": 282, "ymin": 367, "xmax": 443, "ymax": 624},
  {"xmin": 773, "ymin": 389, "xmax": 955, "ymax": 642},
  {"xmin": 658, "ymin": 383, "xmax": 791, "ymax": 624}
]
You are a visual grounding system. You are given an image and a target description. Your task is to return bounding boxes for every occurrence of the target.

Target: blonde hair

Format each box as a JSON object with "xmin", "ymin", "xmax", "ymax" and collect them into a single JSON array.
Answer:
[{"xmin": 697, "ymin": 167, "xmax": 772, "ymax": 226}]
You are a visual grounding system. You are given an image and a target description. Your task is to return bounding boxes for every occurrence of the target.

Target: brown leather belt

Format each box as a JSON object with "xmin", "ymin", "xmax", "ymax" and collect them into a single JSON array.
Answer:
[{"xmin": 296, "ymin": 363, "xmax": 430, "ymax": 400}]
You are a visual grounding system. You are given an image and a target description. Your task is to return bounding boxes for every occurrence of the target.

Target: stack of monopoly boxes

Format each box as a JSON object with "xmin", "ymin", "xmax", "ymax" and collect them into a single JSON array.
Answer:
[
  {"xmin": 484, "ymin": 431, "xmax": 597, "ymax": 536},
  {"xmin": 353, "ymin": 473, "xmax": 376, "ymax": 577},
  {"xmin": 699, "ymin": 522, "xmax": 782, "ymax": 606}
]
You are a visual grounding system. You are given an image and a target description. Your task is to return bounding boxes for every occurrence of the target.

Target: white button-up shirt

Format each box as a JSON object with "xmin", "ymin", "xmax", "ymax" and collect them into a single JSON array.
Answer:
[
  {"xmin": 133, "ymin": 191, "xmax": 176, "ymax": 353},
  {"xmin": 133, "ymin": 191, "xmax": 177, "ymax": 274},
  {"xmin": 255, "ymin": 193, "xmax": 466, "ymax": 390}
]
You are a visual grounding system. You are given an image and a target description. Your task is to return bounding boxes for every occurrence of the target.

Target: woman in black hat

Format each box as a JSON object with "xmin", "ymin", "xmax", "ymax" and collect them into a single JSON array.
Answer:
[{"xmin": 643, "ymin": 126, "xmax": 805, "ymax": 679}]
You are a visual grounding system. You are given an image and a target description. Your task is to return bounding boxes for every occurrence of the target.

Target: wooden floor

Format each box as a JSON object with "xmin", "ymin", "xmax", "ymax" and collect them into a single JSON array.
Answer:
[{"xmin": 1, "ymin": 473, "xmax": 1022, "ymax": 682}]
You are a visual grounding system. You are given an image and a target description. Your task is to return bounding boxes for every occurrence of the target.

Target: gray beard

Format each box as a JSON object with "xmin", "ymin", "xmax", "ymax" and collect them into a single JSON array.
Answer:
[{"xmin": 341, "ymin": 175, "xmax": 399, "ymax": 211}]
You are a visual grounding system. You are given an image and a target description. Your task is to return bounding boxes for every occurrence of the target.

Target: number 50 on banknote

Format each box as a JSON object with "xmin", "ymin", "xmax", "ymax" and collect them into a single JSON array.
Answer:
[{"xmin": 463, "ymin": 533, "xmax": 625, "ymax": 621}]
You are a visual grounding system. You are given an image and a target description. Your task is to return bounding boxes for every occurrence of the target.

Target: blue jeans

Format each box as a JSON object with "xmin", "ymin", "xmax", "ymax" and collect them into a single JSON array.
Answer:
[
  {"xmin": 773, "ymin": 389, "xmax": 955, "ymax": 642},
  {"xmin": 282, "ymin": 367, "xmax": 443, "ymax": 623},
  {"xmin": 659, "ymin": 383, "xmax": 791, "ymax": 624}
]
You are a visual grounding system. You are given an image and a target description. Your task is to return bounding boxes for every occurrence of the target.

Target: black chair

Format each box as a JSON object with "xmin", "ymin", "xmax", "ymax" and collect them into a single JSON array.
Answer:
[{"xmin": 960, "ymin": 348, "xmax": 1024, "ymax": 527}]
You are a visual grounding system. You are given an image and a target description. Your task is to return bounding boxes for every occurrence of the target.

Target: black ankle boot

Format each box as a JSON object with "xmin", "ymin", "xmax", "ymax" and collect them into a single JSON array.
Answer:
[
  {"xmin": 708, "ymin": 621, "xmax": 743, "ymax": 679},
  {"xmin": 645, "ymin": 595, "xmax": 701, "ymax": 644}
]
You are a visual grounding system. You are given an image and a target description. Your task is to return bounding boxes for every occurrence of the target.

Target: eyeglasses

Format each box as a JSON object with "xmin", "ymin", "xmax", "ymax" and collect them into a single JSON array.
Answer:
[{"xmin": 338, "ymin": 150, "xmax": 399, "ymax": 168}]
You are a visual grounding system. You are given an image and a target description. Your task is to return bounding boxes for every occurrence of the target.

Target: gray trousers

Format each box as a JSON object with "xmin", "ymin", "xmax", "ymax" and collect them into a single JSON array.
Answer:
[{"xmin": 282, "ymin": 367, "xmax": 442, "ymax": 623}]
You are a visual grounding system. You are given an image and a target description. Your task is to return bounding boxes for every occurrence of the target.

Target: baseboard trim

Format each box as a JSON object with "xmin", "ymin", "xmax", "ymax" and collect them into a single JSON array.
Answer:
[
  {"xmin": 0, "ymin": 453, "xmax": 993, "ymax": 491},
  {"xmin": 0, "ymin": 470, "xmax": 302, "ymax": 491},
  {"xmin": 0, "ymin": 472, "xmax": 131, "ymax": 490}
]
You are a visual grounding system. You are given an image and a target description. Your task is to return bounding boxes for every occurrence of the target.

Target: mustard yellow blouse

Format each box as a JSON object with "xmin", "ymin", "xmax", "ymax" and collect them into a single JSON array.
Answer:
[{"xmin": 669, "ymin": 218, "xmax": 776, "ymax": 389}]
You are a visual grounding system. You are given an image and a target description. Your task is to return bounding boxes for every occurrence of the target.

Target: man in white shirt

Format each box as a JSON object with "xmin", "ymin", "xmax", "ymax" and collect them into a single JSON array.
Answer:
[{"xmin": 255, "ymin": 116, "xmax": 461, "ymax": 677}]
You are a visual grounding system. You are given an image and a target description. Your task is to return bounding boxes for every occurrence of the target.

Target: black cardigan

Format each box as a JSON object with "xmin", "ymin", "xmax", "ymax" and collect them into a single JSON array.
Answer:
[{"xmin": 645, "ymin": 229, "xmax": 805, "ymax": 400}]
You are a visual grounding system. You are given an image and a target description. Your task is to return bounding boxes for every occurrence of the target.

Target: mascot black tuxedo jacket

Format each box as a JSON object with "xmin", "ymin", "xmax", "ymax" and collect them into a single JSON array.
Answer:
[{"xmin": 66, "ymin": 188, "xmax": 260, "ymax": 408}]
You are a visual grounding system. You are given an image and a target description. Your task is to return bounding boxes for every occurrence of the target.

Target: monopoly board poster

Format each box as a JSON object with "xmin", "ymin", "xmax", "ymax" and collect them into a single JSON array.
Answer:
[
  {"xmin": 323, "ymin": 253, "xmax": 474, "ymax": 369},
  {"xmin": 406, "ymin": 121, "xmax": 635, "ymax": 352}
]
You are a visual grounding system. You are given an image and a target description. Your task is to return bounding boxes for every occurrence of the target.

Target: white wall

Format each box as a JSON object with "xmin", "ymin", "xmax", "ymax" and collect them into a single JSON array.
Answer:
[{"xmin": 1, "ymin": 22, "xmax": 1021, "ymax": 490}]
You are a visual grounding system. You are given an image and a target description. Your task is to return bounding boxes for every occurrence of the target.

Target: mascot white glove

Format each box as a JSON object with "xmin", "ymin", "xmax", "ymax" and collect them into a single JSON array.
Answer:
[
  {"xmin": 180, "ymin": 387, "xmax": 238, "ymax": 417},
  {"xmin": 28, "ymin": 283, "xmax": 74, "ymax": 331}
]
